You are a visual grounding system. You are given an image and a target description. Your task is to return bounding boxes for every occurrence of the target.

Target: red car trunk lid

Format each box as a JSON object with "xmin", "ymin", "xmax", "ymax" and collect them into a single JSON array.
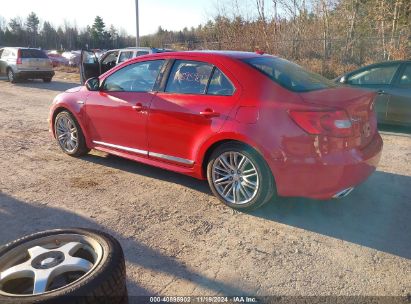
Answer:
[{"xmin": 300, "ymin": 87, "xmax": 377, "ymax": 148}]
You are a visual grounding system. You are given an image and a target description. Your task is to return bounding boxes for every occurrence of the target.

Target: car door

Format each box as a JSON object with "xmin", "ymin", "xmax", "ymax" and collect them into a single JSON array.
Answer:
[
  {"xmin": 80, "ymin": 50, "xmax": 100, "ymax": 84},
  {"xmin": 386, "ymin": 63, "xmax": 411, "ymax": 126},
  {"xmin": 346, "ymin": 63, "xmax": 401, "ymax": 124},
  {"xmin": 147, "ymin": 59, "xmax": 239, "ymax": 166},
  {"xmin": 85, "ymin": 59, "xmax": 165, "ymax": 156}
]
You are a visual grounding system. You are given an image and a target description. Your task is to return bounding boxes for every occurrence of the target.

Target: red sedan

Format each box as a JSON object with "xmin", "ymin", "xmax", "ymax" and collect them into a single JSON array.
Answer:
[{"xmin": 49, "ymin": 51, "xmax": 383, "ymax": 210}]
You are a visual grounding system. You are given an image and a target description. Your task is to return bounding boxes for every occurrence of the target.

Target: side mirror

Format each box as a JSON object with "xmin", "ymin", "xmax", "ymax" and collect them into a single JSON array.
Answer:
[
  {"xmin": 339, "ymin": 76, "xmax": 348, "ymax": 84},
  {"xmin": 85, "ymin": 77, "xmax": 100, "ymax": 91}
]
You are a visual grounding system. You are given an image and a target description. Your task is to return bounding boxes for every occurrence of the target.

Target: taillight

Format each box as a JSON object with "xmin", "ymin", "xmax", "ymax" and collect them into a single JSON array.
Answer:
[
  {"xmin": 16, "ymin": 49, "xmax": 22, "ymax": 64},
  {"xmin": 289, "ymin": 110, "xmax": 353, "ymax": 137}
]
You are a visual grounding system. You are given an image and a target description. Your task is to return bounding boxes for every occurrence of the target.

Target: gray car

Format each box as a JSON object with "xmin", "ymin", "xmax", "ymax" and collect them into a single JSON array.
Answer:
[
  {"xmin": 0, "ymin": 47, "xmax": 55, "ymax": 83},
  {"xmin": 335, "ymin": 60, "xmax": 411, "ymax": 127}
]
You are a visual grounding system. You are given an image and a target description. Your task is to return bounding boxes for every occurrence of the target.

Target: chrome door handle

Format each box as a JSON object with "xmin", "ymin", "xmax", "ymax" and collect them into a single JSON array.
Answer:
[
  {"xmin": 200, "ymin": 109, "xmax": 220, "ymax": 118},
  {"xmin": 132, "ymin": 103, "xmax": 143, "ymax": 112},
  {"xmin": 377, "ymin": 90, "xmax": 387, "ymax": 95}
]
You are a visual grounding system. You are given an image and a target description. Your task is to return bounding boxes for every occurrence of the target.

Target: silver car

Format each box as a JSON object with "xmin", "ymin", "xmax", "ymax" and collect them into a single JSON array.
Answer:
[{"xmin": 0, "ymin": 47, "xmax": 55, "ymax": 83}]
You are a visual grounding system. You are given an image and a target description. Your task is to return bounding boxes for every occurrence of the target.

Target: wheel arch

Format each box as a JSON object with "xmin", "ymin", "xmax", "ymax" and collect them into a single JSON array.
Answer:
[
  {"xmin": 199, "ymin": 136, "xmax": 277, "ymax": 186},
  {"xmin": 51, "ymin": 106, "xmax": 90, "ymax": 146}
]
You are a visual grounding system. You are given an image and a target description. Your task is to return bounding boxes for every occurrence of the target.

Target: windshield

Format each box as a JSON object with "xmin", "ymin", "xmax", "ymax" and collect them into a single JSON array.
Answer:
[{"xmin": 243, "ymin": 56, "xmax": 337, "ymax": 92}]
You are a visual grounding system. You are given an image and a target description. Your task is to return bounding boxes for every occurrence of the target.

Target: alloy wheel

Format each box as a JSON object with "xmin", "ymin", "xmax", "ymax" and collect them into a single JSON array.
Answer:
[
  {"xmin": 212, "ymin": 151, "xmax": 259, "ymax": 205},
  {"xmin": 56, "ymin": 115, "xmax": 79, "ymax": 153},
  {"xmin": 0, "ymin": 234, "xmax": 103, "ymax": 296}
]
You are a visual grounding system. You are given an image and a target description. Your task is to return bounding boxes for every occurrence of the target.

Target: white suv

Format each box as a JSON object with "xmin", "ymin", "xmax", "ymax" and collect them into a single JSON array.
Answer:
[{"xmin": 0, "ymin": 47, "xmax": 54, "ymax": 83}]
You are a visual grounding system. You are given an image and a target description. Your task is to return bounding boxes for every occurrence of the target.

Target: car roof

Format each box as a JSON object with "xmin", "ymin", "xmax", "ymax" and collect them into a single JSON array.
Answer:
[{"xmin": 138, "ymin": 50, "xmax": 267, "ymax": 60}]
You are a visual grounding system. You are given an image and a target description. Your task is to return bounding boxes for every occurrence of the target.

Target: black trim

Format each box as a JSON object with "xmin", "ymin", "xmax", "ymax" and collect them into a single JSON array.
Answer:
[
  {"xmin": 205, "ymin": 66, "xmax": 216, "ymax": 94},
  {"xmin": 158, "ymin": 59, "xmax": 175, "ymax": 92}
]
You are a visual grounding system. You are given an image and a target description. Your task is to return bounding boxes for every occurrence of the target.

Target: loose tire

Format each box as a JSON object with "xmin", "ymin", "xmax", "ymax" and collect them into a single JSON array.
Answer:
[
  {"xmin": 207, "ymin": 142, "xmax": 276, "ymax": 210},
  {"xmin": 7, "ymin": 69, "xmax": 16, "ymax": 84},
  {"xmin": 54, "ymin": 111, "xmax": 90, "ymax": 157},
  {"xmin": 0, "ymin": 228, "xmax": 127, "ymax": 304}
]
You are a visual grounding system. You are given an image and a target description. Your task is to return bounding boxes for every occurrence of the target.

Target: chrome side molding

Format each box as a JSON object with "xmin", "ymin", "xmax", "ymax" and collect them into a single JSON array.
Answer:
[
  {"xmin": 93, "ymin": 141, "xmax": 148, "ymax": 156},
  {"xmin": 149, "ymin": 152, "xmax": 194, "ymax": 165},
  {"xmin": 92, "ymin": 141, "xmax": 194, "ymax": 166}
]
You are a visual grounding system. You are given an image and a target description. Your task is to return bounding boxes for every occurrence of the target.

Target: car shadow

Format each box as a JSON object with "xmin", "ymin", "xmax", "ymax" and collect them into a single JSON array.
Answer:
[
  {"xmin": 12, "ymin": 79, "xmax": 80, "ymax": 92},
  {"xmin": 248, "ymin": 171, "xmax": 411, "ymax": 259},
  {"xmin": 80, "ymin": 153, "xmax": 212, "ymax": 196},
  {"xmin": 0, "ymin": 193, "xmax": 248, "ymax": 297},
  {"xmin": 80, "ymin": 152, "xmax": 411, "ymax": 259}
]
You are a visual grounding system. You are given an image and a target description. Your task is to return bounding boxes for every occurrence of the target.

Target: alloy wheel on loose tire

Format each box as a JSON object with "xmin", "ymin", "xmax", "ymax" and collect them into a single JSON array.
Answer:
[
  {"xmin": 0, "ymin": 228, "xmax": 127, "ymax": 304},
  {"xmin": 54, "ymin": 111, "xmax": 89, "ymax": 157},
  {"xmin": 207, "ymin": 142, "xmax": 275, "ymax": 210}
]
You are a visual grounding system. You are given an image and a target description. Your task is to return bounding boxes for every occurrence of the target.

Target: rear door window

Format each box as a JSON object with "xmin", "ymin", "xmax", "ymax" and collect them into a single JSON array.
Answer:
[
  {"xmin": 20, "ymin": 49, "xmax": 48, "ymax": 59},
  {"xmin": 347, "ymin": 64, "xmax": 400, "ymax": 85},
  {"xmin": 207, "ymin": 68, "xmax": 235, "ymax": 96},
  {"xmin": 165, "ymin": 60, "xmax": 214, "ymax": 95},
  {"xmin": 244, "ymin": 56, "xmax": 337, "ymax": 92}
]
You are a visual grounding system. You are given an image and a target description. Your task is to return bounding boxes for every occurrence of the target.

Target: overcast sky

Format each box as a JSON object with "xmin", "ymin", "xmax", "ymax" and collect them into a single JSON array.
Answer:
[{"xmin": 0, "ymin": 0, "xmax": 217, "ymax": 36}]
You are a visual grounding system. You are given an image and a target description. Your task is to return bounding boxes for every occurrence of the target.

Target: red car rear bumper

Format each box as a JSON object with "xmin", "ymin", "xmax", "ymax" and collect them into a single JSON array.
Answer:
[{"xmin": 273, "ymin": 133, "xmax": 383, "ymax": 200}]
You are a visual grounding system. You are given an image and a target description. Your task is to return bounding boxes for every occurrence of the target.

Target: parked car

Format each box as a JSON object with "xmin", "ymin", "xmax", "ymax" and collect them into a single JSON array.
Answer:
[
  {"xmin": 0, "ymin": 47, "xmax": 54, "ymax": 83},
  {"xmin": 47, "ymin": 52, "xmax": 69, "ymax": 67},
  {"xmin": 335, "ymin": 60, "xmax": 411, "ymax": 127},
  {"xmin": 62, "ymin": 50, "xmax": 81, "ymax": 67},
  {"xmin": 49, "ymin": 51, "xmax": 382, "ymax": 210},
  {"xmin": 80, "ymin": 47, "xmax": 172, "ymax": 84}
]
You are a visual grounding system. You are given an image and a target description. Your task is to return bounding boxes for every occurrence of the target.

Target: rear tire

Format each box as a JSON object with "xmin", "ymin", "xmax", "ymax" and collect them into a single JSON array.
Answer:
[
  {"xmin": 7, "ymin": 69, "xmax": 16, "ymax": 83},
  {"xmin": 207, "ymin": 142, "xmax": 276, "ymax": 210},
  {"xmin": 54, "ymin": 111, "xmax": 90, "ymax": 157}
]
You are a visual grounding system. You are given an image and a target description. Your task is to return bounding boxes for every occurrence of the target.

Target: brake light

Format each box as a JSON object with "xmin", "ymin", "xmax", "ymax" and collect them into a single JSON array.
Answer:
[
  {"xmin": 289, "ymin": 110, "xmax": 353, "ymax": 137},
  {"xmin": 16, "ymin": 49, "xmax": 22, "ymax": 64}
]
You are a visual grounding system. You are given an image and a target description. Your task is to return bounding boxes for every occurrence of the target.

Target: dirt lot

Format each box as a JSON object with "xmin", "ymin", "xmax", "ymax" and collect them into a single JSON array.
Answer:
[{"xmin": 0, "ymin": 73, "xmax": 410, "ymax": 298}]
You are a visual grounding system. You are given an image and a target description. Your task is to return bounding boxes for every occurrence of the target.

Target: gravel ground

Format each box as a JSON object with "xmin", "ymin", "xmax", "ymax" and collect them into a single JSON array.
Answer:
[{"xmin": 0, "ymin": 75, "xmax": 410, "ymax": 298}]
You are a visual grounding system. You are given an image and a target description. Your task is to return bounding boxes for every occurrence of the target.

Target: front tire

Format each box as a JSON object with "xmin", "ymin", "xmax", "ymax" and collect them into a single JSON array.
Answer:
[
  {"xmin": 43, "ymin": 78, "xmax": 52, "ymax": 83},
  {"xmin": 54, "ymin": 111, "xmax": 90, "ymax": 157},
  {"xmin": 0, "ymin": 228, "xmax": 127, "ymax": 304},
  {"xmin": 207, "ymin": 142, "xmax": 276, "ymax": 210}
]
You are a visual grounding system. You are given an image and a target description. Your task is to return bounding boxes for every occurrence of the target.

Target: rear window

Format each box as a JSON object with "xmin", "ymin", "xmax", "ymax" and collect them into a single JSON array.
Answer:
[
  {"xmin": 243, "ymin": 56, "xmax": 337, "ymax": 92},
  {"xmin": 20, "ymin": 49, "xmax": 48, "ymax": 59}
]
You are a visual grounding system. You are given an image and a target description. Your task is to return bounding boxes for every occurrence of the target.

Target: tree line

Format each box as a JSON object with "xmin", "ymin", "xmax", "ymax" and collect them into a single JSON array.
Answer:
[
  {"xmin": 0, "ymin": 13, "xmax": 135, "ymax": 50},
  {"xmin": 0, "ymin": 0, "xmax": 409, "ymax": 78},
  {"xmin": 141, "ymin": 0, "xmax": 410, "ymax": 77}
]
